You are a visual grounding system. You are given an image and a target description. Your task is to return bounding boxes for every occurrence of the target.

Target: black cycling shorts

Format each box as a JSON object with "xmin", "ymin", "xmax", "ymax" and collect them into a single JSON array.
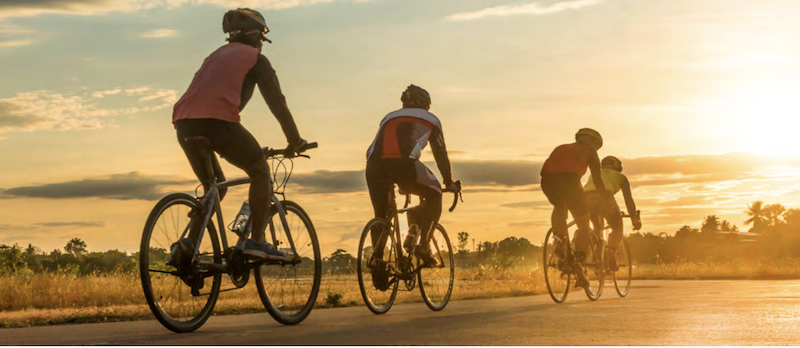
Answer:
[
  {"xmin": 175, "ymin": 118, "xmax": 265, "ymax": 173},
  {"xmin": 541, "ymin": 173, "xmax": 588, "ymax": 218}
]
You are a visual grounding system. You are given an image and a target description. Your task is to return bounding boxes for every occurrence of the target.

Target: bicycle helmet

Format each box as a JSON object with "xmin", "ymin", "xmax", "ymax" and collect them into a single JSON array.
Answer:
[
  {"xmin": 601, "ymin": 156, "xmax": 623, "ymax": 172},
  {"xmin": 400, "ymin": 84, "xmax": 431, "ymax": 110},
  {"xmin": 223, "ymin": 8, "xmax": 271, "ymax": 43},
  {"xmin": 575, "ymin": 128, "xmax": 602, "ymax": 149}
]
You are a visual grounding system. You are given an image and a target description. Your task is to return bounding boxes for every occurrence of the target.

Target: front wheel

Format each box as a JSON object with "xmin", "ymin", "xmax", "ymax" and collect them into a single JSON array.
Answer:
[
  {"xmin": 357, "ymin": 218, "xmax": 399, "ymax": 314},
  {"xmin": 543, "ymin": 228, "xmax": 570, "ymax": 303},
  {"xmin": 613, "ymin": 237, "xmax": 632, "ymax": 297},
  {"xmin": 255, "ymin": 201, "xmax": 321, "ymax": 325},
  {"xmin": 418, "ymin": 224, "xmax": 455, "ymax": 311},
  {"xmin": 583, "ymin": 233, "xmax": 605, "ymax": 301},
  {"xmin": 140, "ymin": 193, "xmax": 222, "ymax": 333}
]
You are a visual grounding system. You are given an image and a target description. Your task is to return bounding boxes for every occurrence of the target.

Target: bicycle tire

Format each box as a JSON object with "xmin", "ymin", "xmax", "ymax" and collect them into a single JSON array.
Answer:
[
  {"xmin": 357, "ymin": 218, "xmax": 399, "ymax": 314},
  {"xmin": 613, "ymin": 237, "xmax": 632, "ymax": 297},
  {"xmin": 140, "ymin": 193, "xmax": 222, "ymax": 333},
  {"xmin": 418, "ymin": 224, "xmax": 455, "ymax": 311},
  {"xmin": 583, "ymin": 233, "xmax": 604, "ymax": 301},
  {"xmin": 255, "ymin": 201, "xmax": 321, "ymax": 325},
  {"xmin": 543, "ymin": 228, "xmax": 570, "ymax": 303}
]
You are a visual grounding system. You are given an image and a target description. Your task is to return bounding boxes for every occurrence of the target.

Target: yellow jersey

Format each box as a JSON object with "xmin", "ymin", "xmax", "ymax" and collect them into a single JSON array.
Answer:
[{"xmin": 584, "ymin": 168, "xmax": 626, "ymax": 195}]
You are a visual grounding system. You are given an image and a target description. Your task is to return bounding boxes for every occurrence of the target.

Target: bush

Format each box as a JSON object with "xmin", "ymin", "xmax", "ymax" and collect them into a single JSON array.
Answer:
[{"xmin": 323, "ymin": 289, "xmax": 344, "ymax": 307}]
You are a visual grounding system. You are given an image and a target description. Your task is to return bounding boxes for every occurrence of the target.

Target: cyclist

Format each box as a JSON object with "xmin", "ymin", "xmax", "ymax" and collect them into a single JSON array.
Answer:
[
  {"xmin": 584, "ymin": 156, "xmax": 642, "ymax": 271},
  {"xmin": 171, "ymin": 8, "xmax": 307, "ymax": 262},
  {"xmin": 365, "ymin": 85, "xmax": 458, "ymax": 276},
  {"xmin": 540, "ymin": 128, "xmax": 609, "ymax": 288}
]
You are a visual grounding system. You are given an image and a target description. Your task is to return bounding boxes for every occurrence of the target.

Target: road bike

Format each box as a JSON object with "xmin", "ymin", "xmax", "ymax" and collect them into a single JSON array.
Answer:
[
  {"xmin": 139, "ymin": 136, "xmax": 320, "ymax": 333},
  {"xmin": 543, "ymin": 210, "xmax": 637, "ymax": 303},
  {"xmin": 356, "ymin": 181, "xmax": 462, "ymax": 314}
]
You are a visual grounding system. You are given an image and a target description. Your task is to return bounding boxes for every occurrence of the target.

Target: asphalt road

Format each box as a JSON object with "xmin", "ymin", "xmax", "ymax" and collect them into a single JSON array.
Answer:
[{"xmin": 2, "ymin": 280, "xmax": 800, "ymax": 345}]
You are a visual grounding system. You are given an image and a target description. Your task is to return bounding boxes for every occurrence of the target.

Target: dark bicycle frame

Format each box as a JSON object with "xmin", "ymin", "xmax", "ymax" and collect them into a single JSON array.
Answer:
[
  {"xmin": 381, "ymin": 181, "xmax": 462, "ymax": 283},
  {"xmin": 177, "ymin": 143, "xmax": 317, "ymax": 275}
]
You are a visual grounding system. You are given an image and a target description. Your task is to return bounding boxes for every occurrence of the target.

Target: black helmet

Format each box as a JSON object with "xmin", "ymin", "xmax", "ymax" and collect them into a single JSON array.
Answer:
[
  {"xmin": 601, "ymin": 156, "xmax": 623, "ymax": 172},
  {"xmin": 223, "ymin": 8, "xmax": 271, "ymax": 43},
  {"xmin": 400, "ymin": 84, "xmax": 431, "ymax": 110}
]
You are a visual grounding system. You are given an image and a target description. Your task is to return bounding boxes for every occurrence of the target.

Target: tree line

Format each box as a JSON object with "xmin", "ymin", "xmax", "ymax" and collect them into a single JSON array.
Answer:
[{"xmin": 2, "ymin": 200, "xmax": 798, "ymax": 276}]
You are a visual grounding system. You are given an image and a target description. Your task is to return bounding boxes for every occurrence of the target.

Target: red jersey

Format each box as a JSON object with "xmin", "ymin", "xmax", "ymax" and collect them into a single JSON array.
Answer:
[{"xmin": 540, "ymin": 142, "xmax": 593, "ymax": 176}]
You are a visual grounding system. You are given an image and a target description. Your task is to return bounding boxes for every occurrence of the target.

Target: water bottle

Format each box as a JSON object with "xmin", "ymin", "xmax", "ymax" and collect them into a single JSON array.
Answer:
[{"xmin": 231, "ymin": 201, "xmax": 251, "ymax": 234}]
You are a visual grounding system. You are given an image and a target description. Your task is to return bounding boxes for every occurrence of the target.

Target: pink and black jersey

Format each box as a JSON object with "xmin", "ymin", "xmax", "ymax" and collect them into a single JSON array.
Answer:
[{"xmin": 173, "ymin": 42, "xmax": 258, "ymax": 124}]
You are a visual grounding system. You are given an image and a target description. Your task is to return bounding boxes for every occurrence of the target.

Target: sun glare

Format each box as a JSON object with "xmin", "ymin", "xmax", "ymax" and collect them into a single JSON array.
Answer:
[{"xmin": 703, "ymin": 73, "xmax": 800, "ymax": 156}]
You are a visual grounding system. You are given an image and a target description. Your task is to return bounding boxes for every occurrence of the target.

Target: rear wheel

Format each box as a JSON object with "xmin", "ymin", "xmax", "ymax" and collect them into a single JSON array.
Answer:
[
  {"xmin": 418, "ymin": 224, "xmax": 454, "ymax": 311},
  {"xmin": 583, "ymin": 233, "xmax": 605, "ymax": 301},
  {"xmin": 357, "ymin": 219, "xmax": 399, "ymax": 314},
  {"xmin": 140, "ymin": 193, "xmax": 221, "ymax": 333},
  {"xmin": 255, "ymin": 201, "xmax": 321, "ymax": 325},
  {"xmin": 613, "ymin": 237, "xmax": 632, "ymax": 297},
  {"xmin": 543, "ymin": 228, "xmax": 570, "ymax": 303}
]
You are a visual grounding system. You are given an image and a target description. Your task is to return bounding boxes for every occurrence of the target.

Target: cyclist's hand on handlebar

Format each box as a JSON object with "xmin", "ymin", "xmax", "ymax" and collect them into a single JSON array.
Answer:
[
  {"xmin": 284, "ymin": 138, "xmax": 308, "ymax": 156},
  {"xmin": 444, "ymin": 181, "xmax": 460, "ymax": 193},
  {"xmin": 632, "ymin": 217, "xmax": 642, "ymax": 230}
]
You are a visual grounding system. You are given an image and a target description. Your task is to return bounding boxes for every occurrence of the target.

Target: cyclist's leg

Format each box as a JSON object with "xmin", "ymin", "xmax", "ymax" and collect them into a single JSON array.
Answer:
[
  {"xmin": 401, "ymin": 161, "xmax": 442, "ymax": 245},
  {"xmin": 204, "ymin": 120, "xmax": 271, "ymax": 241},
  {"xmin": 585, "ymin": 192, "xmax": 603, "ymax": 236},
  {"xmin": 541, "ymin": 174, "xmax": 568, "ymax": 240},
  {"xmin": 565, "ymin": 182, "xmax": 591, "ymax": 258},
  {"xmin": 606, "ymin": 200, "xmax": 624, "ymax": 250},
  {"xmin": 366, "ymin": 159, "xmax": 393, "ymax": 257},
  {"xmin": 176, "ymin": 119, "xmax": 222, "ymax": 243}
]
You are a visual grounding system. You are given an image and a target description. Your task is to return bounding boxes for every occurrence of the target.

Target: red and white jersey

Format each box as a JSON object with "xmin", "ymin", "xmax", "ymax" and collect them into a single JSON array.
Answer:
[{"xmin": 366, "ymin": 108, "xmax": 445, "ymax": 161}]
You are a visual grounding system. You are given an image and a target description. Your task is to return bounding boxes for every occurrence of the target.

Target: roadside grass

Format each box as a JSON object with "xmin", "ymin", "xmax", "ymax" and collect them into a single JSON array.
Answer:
[{"xmin": 2, "ymin": 260, "xmax": 799, "ymax": 328}]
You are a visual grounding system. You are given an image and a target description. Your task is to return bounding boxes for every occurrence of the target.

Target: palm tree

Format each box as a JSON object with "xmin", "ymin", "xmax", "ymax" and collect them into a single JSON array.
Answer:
[
  {"xmin": 764, "ymin": 204, "xmax": 786, "ymax": 227},
  {"xmin": 744, "ymin": 201, "xmax": 768, "ymax": 233},
  {"xmin": 701, "ymin": 215, "xmax": 720, "ymax": 234}
]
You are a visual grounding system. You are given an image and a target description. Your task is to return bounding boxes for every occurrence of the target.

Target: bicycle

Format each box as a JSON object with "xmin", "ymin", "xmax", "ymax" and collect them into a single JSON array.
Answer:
[
  {"xmin": 542, "ymin": 210, "xmax": 637, "ymax": 303},
  {"xmin": 356, "ymin": 181, "xmax": 463, "ymax": 314},
  {"xmin": 139, "ymin": 137, "xmax": 321, "ymax": 333}
]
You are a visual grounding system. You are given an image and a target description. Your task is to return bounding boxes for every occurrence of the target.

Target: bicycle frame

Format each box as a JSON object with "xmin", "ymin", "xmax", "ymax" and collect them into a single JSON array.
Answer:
[{"xmin": 175, "ymin": 141, "xmax": 317, "ymax": 271}]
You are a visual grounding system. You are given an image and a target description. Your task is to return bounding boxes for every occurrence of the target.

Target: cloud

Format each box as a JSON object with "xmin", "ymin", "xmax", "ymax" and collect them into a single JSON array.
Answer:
[
  {"xmin": 140, "ymin": 29, "xmax": 177, "ymax": 38},
  {"xmin": 447, "ymin": 0, "xmax": 602, "ymax": 21},
  {"xmin": 449, "ymin": 160, "xmax": 540, "ymax": 187},
  {"xmin": 0, "ymin": 87, "xmax": 178, "ymax": 133},
  {"xmin": 292, "ymin": 170, "xmax": 365, "ymax": 194},
  {"xmin": 0, "ymin": 40, "xmax": 32, "ymax": 48},
  {"xmin": 0, "ymin": 0, "xmax": 371, "ymax": 18},
  {"xmin": 35, "ymin": 221, "xmax": 105, "ymax": 227},
  {"xmin": 0, "ymin": 172, "xmax": 194, "ymax": 200}
]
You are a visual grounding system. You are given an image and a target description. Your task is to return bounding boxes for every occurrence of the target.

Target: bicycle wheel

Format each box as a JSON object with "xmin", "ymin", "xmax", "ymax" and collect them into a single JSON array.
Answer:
[
  {"xmin": 255, "ymin": 201, "xmax": 321, "ymax": 325},
  {"xmin": 418, "ymin": 224, "xmax": 454, "ymax": 311},
  {"xmin": 357, "ymin": 218, "xmax": 399, "ymax": 314},
  {"xmin": 613, "ymin": 237, "xmax": 632, "ymax": 297},
  {"xmin": 583, "ymin": 233, "xmax": 605, "ymax": 301},
  {"xmin": 140, "ymin": 193, "xmax": 222, "ymax": 333},
  {"xmin": 543, "ymin": 228, "xmax": 570, "ymax": 303}
]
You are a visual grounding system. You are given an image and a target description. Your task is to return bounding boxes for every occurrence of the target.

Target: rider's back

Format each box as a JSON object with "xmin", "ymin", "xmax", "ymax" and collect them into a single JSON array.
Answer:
[
  {"xmin": 173, "ymin": 43, "xmax": 258, "ymax": 124},
  {"xmin": 540, "ymin": 142, "xmax": 593, "ymax": 176},
  {"xmin": 366, "ymin": 108, "xmax": 444, "ymax": 161}
]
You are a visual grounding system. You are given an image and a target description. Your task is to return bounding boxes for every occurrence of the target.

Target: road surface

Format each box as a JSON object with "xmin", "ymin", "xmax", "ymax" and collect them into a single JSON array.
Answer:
[{"xmin": 2, "ymin": 280, "xmax": 800, "ymax": 345}]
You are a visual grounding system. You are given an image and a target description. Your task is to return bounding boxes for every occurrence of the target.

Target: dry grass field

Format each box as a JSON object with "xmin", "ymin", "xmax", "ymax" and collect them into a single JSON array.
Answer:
[{"xmin": 1, "ymin": 260, "xmax": 799, "ymax": 328}]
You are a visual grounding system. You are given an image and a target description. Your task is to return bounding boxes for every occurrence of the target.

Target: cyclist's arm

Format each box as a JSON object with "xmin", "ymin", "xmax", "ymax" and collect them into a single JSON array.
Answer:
[
  {"xmin": 620, "ymin": 176, "xmax": 637, "ymax": 217},
  {"xmin": 588, "ymin": 150, "xmax": 606, "ymax": 194},
  {"xmin": 430, "ymin": 129, "xmax": 453, "ymax": 186},
  {"xmin": 248, "ymin": 53, "xmax": 302, "ymax": 145}
]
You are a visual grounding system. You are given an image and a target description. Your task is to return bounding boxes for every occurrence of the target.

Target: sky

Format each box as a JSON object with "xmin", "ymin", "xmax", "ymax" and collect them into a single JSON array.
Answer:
[{"xmin": 2, "ymin": 0, "xmax": 800, "ymax": 256}]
